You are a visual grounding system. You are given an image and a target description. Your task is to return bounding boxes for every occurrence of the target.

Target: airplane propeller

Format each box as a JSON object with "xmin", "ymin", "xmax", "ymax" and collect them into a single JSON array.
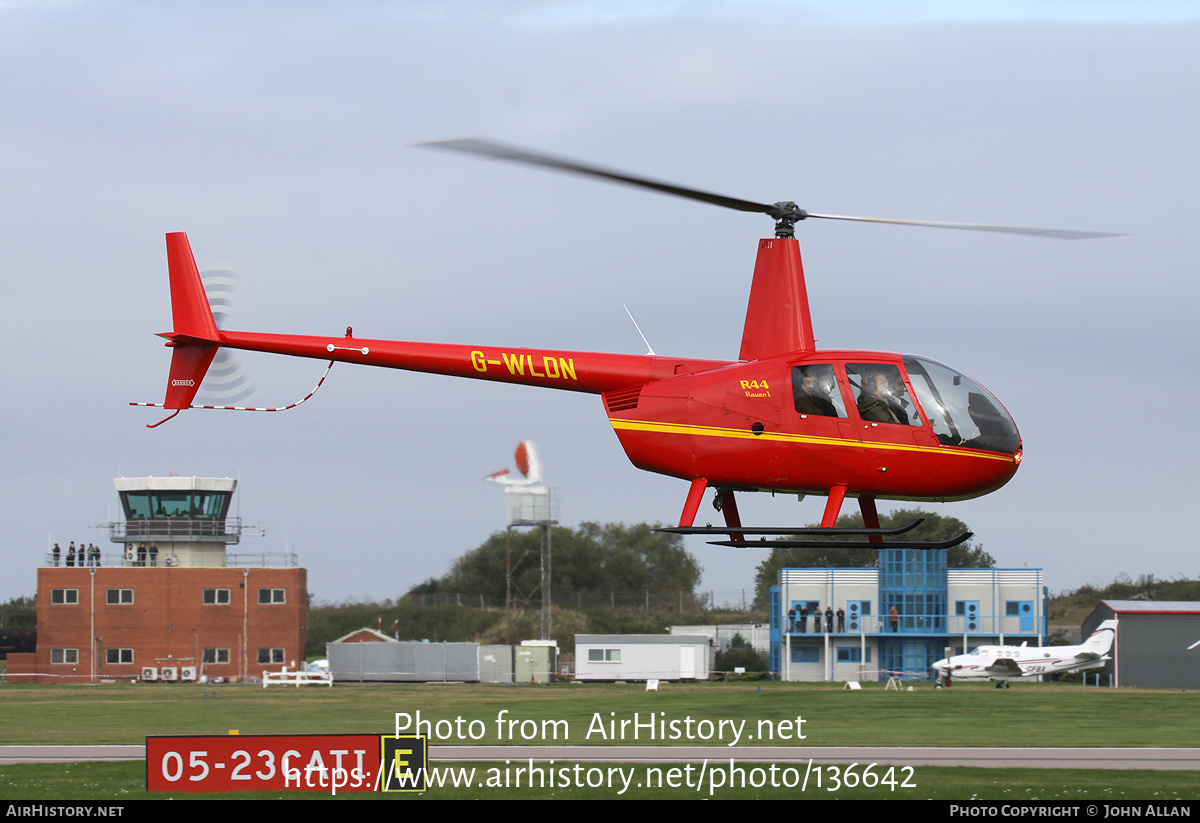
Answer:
[{"xmin": 416, "ymin": 137, "xmax": 1121, "ymax": 241}]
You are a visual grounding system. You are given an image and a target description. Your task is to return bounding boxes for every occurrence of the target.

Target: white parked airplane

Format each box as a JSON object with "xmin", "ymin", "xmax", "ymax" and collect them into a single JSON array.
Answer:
[{"xmin": 932, "ymin": 620, "xmax": 1117, "ymax": 685}]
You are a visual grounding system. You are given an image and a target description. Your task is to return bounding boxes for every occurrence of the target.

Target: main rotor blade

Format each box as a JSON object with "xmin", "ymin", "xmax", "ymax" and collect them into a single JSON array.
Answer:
[
  {"xmin": 415, "ymin": 137, "xmax": 1120, "ymax": 240},
  {"xmin": 415, "ymin": 137, "xmax": 782, "ymax": 217},
  {"xmin": 803, "ymin": 212, "xmax": 1122, "ymax": 240}
]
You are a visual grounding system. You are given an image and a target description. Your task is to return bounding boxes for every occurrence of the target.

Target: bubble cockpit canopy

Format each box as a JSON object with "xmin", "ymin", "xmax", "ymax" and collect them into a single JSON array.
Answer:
[{"xmin": 903, "ymin": 356, "xmax": 1020, "ymax": 455}]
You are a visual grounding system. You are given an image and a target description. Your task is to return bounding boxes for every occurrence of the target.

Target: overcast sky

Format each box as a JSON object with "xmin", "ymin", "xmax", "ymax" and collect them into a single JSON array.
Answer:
[{"xmin": 3, "ymin": 0, "xmax": 1197, "ymax": 609}]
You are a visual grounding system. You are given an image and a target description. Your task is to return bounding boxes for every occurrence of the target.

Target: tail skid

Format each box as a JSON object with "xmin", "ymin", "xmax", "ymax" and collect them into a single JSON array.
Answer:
[{"xmin": 130, "ymin": 360, "xmax": 337, "ymax": 426}]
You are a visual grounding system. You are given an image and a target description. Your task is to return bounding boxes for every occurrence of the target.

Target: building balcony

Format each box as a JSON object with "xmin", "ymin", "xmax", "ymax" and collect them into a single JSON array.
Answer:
[
  {"xmin": 108, "ymin": 517, "xmax": 244, "ymax": 544},
  {"xmin": 782, "ymin": 616, "xmax": 1040, "ymax": 639},
  {"xmin": 42, "ymin": 549, "xmax": 298, "ymax": 569}
]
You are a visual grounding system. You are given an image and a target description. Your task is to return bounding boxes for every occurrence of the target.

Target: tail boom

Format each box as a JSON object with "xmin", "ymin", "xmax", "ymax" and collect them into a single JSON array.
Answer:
[
  {"xmin": 217, "ymin": 330, "xmax": 729, "ymax": 395},
  {"xmin": 145, "ymin": 232, "xmax": 729, "ymax": 419}
]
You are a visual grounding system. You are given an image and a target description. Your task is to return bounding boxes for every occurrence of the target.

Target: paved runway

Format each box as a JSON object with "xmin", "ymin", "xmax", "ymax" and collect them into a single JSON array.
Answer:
[
  {"xmin": 1, "ymin": 745, "xmax": 143, "ymax": 764},
  {"xmin": 4, "ymin": 745, "xmax": 1199, "ymax": 770}
]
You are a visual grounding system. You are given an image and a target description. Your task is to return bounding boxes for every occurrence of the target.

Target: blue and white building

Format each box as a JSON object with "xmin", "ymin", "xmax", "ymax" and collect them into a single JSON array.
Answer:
[{"xmin": 770, "ymin": 549, "xmax": 1045, "ymax": 681}]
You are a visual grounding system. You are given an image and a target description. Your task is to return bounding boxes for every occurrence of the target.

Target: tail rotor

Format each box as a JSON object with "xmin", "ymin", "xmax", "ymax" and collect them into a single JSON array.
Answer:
[{"xmin": 197, "ymin": 268, "xmax": 257, "ymax": 406}]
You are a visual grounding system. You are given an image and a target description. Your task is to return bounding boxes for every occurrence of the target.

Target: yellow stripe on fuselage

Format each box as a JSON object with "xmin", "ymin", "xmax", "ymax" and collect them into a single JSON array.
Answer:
[{"xmin": 607, "ymin": 418, "xmax": 1016, "ymax": 463}]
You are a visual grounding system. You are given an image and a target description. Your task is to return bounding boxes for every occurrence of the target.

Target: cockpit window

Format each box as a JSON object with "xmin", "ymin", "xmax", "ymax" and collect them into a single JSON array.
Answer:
[
  {"xmin": 791, "ymin": 364, "xmax": 846, "ymax": 418},
  {"xmin": 903, "ymin": 356, "xmax": 1020, "ymax": 454},
  {"xmin": 846, "ymin": 363, "xmax": 920, "ymax": 426}
]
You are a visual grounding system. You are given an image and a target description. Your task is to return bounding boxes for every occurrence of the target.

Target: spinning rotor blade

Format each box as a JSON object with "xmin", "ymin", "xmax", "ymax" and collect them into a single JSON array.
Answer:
[
  {"xmin": 800, "ymin": 213, "xmax": 1121, "ymax": 240},
  {"xmin": 198, "ymin": 268, "xmax": 257, "ymax": 405},
  {"xmin": 416, "ymin": 136, "xmax": 778, "ymax": 216},
  {"xmin": 416, "ymin": 137, "xmax": 1120, "ymax": 240}
]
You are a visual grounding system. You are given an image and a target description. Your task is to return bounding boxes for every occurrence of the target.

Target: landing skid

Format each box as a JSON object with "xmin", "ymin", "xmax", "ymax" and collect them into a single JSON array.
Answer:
[{"xmin": 658, "ymin": 519, "xmax": 972, "ymax": 550}]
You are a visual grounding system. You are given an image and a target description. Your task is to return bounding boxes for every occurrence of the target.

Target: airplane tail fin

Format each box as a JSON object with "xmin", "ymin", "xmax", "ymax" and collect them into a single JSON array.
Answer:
[
  {"xmin": 1082, "ymin": 620, "xmax": 1118, "ymax": 655},
  {"xmin": 159, "ymin": 232, "xmax": 221, "ymax": 411}
]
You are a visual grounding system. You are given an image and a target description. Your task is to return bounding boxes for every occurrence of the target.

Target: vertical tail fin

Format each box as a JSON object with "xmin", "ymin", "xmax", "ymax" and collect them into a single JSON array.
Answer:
[
  {"xmin": 167, "ymin": 233, "xmax": 220, "ymax": 340},
  {"xmin": 1083, "ymin": 620, "xmax": 1118, "ymax": 655},
  {"xmin": 159, "ymin": 233, "xmax": 221, "ymax": 410}
]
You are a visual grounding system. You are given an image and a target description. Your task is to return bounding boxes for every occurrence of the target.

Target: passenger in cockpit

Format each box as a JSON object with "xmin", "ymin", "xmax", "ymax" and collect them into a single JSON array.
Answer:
[{"xmin": 793, "ymin": 365, "xmax": 839, "ymax": 417}]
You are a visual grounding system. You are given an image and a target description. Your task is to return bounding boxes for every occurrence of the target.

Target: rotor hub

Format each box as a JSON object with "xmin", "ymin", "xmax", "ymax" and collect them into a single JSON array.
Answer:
[{"xmin": 768, "ymin": 201, "xmax": 807, "ymax": 238}]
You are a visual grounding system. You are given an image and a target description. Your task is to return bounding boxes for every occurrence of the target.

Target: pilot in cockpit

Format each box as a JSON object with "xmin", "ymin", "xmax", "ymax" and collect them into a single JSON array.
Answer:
[{"xmin": 857, "ymin": 368, "xmax": 910, "ymax": 425}]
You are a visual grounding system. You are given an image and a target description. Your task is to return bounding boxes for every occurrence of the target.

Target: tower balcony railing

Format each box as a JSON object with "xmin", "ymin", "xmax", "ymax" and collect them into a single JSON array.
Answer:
[
  {"xmin": 42, "ymin": 548, "xmax": 298, "ymax": 568},
  {"xmin": 108, "ymin": 517, "xmax": 243, "ymax": 543}
]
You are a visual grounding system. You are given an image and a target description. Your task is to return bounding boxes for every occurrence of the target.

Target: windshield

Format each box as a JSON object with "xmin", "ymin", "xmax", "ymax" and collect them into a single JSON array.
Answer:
[{"xmin": 903, "ymin": 356, "xmax": 1019, "ymax": 454}]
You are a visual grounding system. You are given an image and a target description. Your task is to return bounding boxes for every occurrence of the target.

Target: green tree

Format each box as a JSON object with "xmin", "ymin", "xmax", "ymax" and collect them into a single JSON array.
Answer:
[
  {"xmin": 713, "ymin": 632, "xmax": 768, "ymax": 673},
  {"xmin": 1048, "ymin": 574, "xmax": 1200, "ymax": 625},
  {"xmin": 752, "ymin": 507, "xmax": 993, "ymax": 608},
  {"xmin": 0, "ymin": 595, "xmax": 36, "ymax": 629},
  {"xmin": 410, "ymin": 522, "xmax": 702, "ymax": 603}
]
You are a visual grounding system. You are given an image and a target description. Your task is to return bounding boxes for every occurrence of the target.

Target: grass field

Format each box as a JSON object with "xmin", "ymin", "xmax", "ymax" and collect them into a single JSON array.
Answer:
[
  {"xmin": 2, "ymin": 680, "xmax": 1198, "ymax": 746},
  {"xmin": 2, "ymin": 680, "xmax": 1198, "ymax": 800}
]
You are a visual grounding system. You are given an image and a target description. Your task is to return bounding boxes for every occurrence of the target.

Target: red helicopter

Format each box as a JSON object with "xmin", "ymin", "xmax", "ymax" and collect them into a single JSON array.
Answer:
[{"xmin": 138, "ymin": 139, "xmax": 1116, "ymax": 547}]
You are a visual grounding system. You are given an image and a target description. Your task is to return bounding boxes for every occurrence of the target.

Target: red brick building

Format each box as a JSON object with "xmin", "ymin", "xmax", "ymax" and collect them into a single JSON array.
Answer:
[{"xmin": 7, "ymin": 477, "xmax": 307, "ymax": 684}]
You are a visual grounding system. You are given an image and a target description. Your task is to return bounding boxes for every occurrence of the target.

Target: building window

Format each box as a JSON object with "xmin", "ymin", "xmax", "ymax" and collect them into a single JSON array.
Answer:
[
  {"xmin": 106, "ymin": 648, "xmax": 134, "ymax": 665},
  {"xmin": 50, "ymin": 589, "xmax": 78, "ymax": 605},
  {"xmin": 258, "ymin": 588, "xmax": 286, "ymax": 605},
  {"xmin": 954, "ymin": 601, "xmax": 982, "ymax": 632},
  {"xmin": 203, "ymin": 588, "xmax": 231, "ymax": 605},
  {"xmin": 257, "ymin": 648, "xmax": 285, "ymax": 665},
  {"xmin": 51, "ymin": 649, "xmax": 78, "ymax": 665},
  {"xmin": 790, "ymin": 647, "xmax": 819, "ymax": 663},
  {"xmin": 106, "ymin": 588, "xmax": 134, "ymax": 605},
  {"xmin": 203, "ymin": 648, "xmax": 231, "ymax": 665},
  {"xmin": 1006, "ymin": 601, "xmax": 1021, "ymax": 616},
  {"xmin": 836, "ymin": 647, "xmax": 872, "ymax": 663},
  {"xmin": 587, "ymin": 648, "xmax": 621, "ymax": 663}
]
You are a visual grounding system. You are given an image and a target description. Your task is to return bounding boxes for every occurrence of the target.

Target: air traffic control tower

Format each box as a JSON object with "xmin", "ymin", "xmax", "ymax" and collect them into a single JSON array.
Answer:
[
  {"xmin": 6, "ymin": 476, "xmax": 307, "ymax": 684},
  {"xmin": 109, "ymin": 476, "xmax": 244, "ymax": 567}
]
